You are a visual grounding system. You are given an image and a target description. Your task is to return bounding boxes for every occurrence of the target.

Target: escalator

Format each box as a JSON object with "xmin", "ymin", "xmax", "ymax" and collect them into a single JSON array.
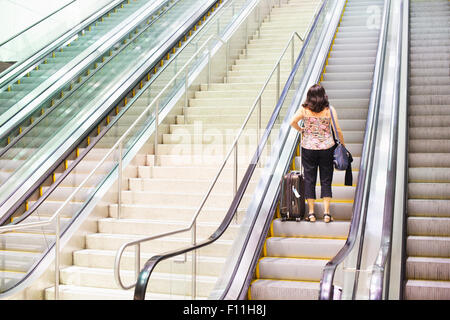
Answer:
[
  {"xmin": 0, "ymin": 0, "xmax": 232, "ymax": 296},
  {"xmin": 248, "ymin": 0, "xmax": 382, "ymax": 300},
  {"xmin": 404, "ymin": 0, "xmax": 450, "ymax": 300}
]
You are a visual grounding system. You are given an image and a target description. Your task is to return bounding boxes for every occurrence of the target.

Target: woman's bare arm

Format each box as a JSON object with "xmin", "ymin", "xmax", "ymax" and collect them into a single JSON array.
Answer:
[{"xmin": 290, "ymin": 107, "xmax": 304, "ymax": 132}]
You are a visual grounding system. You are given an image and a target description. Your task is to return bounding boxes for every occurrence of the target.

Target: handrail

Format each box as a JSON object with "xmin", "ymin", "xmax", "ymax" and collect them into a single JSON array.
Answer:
[
  {"xmin": 369, "ymin": 0, "xmax": 404, "ymax": 300},
  {"xmin": 131, "ymin": 0, "xmax": 326, "ymax": 300},
  {"xmin": 0, "ymin": 1, "xmax": 77, "ymax": 48},
  {"xmin": 319, "ymin": 0, "xmax": 391, "ymax": 300},
  {"xmin": 0, "ymin": 0, "xmax": 229, "ymax": 299},
  {"xmin": 115, "ymin": 28, "xmax": 303, "ymax": 291}
]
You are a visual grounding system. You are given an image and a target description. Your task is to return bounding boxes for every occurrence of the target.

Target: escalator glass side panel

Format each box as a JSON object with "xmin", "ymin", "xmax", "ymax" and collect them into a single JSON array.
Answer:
[
  {"xmin": 0, "ymin": 0, "xmax": 150, "ymax": 123},
  {"xmin": 0, "ymin": 0, "xmax": 205, "ymax": 206}
]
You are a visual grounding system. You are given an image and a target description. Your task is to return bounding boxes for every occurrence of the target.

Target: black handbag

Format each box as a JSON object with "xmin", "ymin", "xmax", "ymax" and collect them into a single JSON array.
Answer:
[{"xmin": 330, "ymin": 108, "xmax": 353, "ymax": 186}]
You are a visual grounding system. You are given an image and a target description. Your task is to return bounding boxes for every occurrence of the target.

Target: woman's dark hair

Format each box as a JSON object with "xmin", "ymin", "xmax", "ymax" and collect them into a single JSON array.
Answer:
[{"xmin": 302, "ymin": 84, "xmax": 329, "ymax": 113}]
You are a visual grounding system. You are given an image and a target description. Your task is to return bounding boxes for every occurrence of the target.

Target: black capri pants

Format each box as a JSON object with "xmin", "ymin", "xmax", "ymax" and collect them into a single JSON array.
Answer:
[{"xmin": 301, "ymin": 146, "xmax": 335, "ymax": 199}]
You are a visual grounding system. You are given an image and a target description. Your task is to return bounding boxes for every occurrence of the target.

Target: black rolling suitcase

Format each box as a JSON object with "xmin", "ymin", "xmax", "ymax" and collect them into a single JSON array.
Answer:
[{"xmin": 280, "ymin": 170, "xmax": 306, "ymax": 221}]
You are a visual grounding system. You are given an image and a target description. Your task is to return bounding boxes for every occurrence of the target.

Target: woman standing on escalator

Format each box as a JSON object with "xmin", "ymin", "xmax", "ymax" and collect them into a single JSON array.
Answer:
[{"xmin": 290, "ymin": 84, "xmax": 345, "ymax": 223}]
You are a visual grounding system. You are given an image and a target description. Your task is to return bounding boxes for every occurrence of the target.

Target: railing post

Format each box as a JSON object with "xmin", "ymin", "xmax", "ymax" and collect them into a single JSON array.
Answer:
[
  {"xmin": 233, "ymin": 144, "xmax": 238, "ymax": 197},
  {"xmin": 55, "ymin": 214, "xmax": 60, "ymax": 300},
  {"xmin": 225, "ymin": 41, "xmax": 229, "ymax": 82},
  {"xmin": 207, "ymin": 47, "xmax": 211, "ymax": 89},
  {"xmin": 245, "ymin": 19, "xmax": 249, "ymax": 58},
  {"xmin": 184, "ymin": 66, "xmax": 189, "ymax": 108},
  {"xmin": 257, "ymin": 98, "xmax": 262, "ymax": 168},
  {"xmin": 257, "ymin": 97, "xmax": 261, "ymax": 147},
  {"xmin": 276, "ymin": 62, "xmax": 281, "ymax": 100},
  {"xmin": 154, "ymin": 98, "xmax": 159, "ymax": 164},
  {"xmin": 117, "ymin": 141, "xmax": 123, "ymax": 219},
  {"xmin": 191, "ymin": 222, "xmax": 197, "ymax": 299},
  {"xmin": 258, "ymin": 7, "xmax": 262, "ymax": 37},
  {"xmin": 135, "ymin": 243, "xmax": 140, "ymax": 281}
]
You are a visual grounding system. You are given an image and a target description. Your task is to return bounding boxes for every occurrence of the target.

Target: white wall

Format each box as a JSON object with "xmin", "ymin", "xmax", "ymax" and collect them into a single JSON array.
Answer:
[{"xmin": 0, "ymin": 0, "xmax": 115, "ymax": 62}]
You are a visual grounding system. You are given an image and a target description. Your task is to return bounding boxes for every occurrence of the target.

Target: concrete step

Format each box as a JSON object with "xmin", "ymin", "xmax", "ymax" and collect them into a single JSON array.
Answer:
[
  {"xmin": 97, "ymin": 217, "xmax": 240, "ymax": 240},
  {"xmin": 45, "ymin": 284, "xmax": 195, "ymax": 300},
  {"xmin": 58, "ymin": 266, "xmax": 217, "ymax": 296},
  {"xmin": 73, "ymin": 249, "xmax": 225, "ymax": 277},
  {"xmin": 85, "ymin": 233, "xmax": 233, "ymax": 257}
]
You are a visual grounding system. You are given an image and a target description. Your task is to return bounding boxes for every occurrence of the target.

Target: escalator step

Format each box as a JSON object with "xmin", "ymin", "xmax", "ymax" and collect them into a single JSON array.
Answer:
[{"xmin": 249, "ymin": 279, "xmax": 319, "ymax": 300}]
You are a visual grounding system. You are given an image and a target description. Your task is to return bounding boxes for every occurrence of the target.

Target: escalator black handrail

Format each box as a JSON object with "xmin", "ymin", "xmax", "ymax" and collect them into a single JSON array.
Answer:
[
  {"xmin": 0, "ymin": 0, "xmax": 225, "ymax": 226},
  {"xmin": 0, "ymin": 0, "xmax": 125, "ymax": 87},
  {"xmin": 133, "ymin": 0, "xmax": 329, "ymax": 300},
  {"xmin": 369, "ymin": 0, "xmax": 405, "ymax": 300},
  {"xmin": 319, "ymin": 0, "xmax": 391, "ymax": 300},
  {"xmin": 0, "ymin": 0, "xmax": 173, "ymax": 147}
]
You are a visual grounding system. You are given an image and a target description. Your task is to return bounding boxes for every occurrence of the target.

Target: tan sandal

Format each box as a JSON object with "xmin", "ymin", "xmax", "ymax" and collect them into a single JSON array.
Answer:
[
  {"xmin": 323, "ymin": 213, "xmax": 333, "ymax": 223},
  {"xmin": 307, "ymin": 213, "xmax": 316, "ymax": 222}
]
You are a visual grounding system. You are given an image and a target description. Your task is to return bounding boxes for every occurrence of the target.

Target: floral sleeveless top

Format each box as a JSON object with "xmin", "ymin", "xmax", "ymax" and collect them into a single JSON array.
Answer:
[{"xmin": 301, "ymin": 107, "xmax": 335, "ymax": 150}]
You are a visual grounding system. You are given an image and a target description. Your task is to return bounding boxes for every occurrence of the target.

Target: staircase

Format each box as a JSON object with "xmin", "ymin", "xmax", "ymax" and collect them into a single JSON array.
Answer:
[
  {"xmin": 405, "ymin": 0, "xmax": 450, "ymax": 300},
  {"xmin": 248, "ymin": 0, "xmax": 383, "ymax": 300},
  {"xmin": 40, "ymin": 0, "xmax": 320, "ymax": 299}
]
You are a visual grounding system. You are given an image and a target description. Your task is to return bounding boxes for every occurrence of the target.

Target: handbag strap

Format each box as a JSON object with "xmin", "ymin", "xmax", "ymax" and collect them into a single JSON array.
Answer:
[
  {"xmin": 329, "ymin": 106, "xmax": 341, "ymax": 145},
  {"xmin": 299, "ymin": 131, "xmax": 303, "ymax": 175}
]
